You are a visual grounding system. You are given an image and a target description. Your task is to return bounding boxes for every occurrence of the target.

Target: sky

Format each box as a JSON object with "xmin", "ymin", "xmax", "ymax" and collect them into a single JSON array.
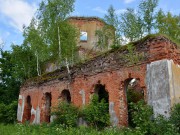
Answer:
[{"xmin": 0, "ymin": 0, "xmax": 179, "ymax": 51}]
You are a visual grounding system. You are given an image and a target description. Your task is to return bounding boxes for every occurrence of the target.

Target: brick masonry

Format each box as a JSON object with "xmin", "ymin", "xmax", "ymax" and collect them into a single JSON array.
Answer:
[{"xmin": 17, "ymin": 36, "xmax": 180, "ymax": 126}]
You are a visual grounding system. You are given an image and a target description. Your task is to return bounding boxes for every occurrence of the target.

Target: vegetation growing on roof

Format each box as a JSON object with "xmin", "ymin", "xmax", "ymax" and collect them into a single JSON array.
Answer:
[{"xmin": 22, "ymin": 34, "xmax": 178, "ymax": 87}]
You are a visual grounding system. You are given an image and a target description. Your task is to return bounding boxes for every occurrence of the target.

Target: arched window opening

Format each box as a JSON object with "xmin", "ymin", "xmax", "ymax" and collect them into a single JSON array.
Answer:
[
  {"xmin": 94, "ymin": 84, "xmax": 109, "ymax": 104},
  {"xmin": 26, "ymin": 95, "xmax": 32, "ymax": 121},
  {"xmin": 125, "ymin": 78, "xmax": 144, "ymax": 127},
  {"xmin": 61, "ymin": 89, "xmax": 71, "ymax": 103},
  {"xmin": 45, "ymin": 93, "xmax": 51, "ymax": 123}
]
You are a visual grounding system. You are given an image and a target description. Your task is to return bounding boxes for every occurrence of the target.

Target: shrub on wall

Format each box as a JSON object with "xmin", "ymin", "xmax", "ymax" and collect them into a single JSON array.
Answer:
[
  {"xmin": 129, "ymin": 100, "xmax": 154, "ymax": 134},
  {"xmin": 152, "ymin": 115, "xmax": 178, "ymax": 135},
  {"xmin": 170, "ymin": 103, "xmax": 180, "ymax": 133},
  {"xmin": 52, "ymin": 95, "xmax": 110, "ymax": 129},
  {"xmin": 82, "ymin": 95, "xmax": 110, "ymax": 129},
  {"xmin": 51, "ymin": 102, "xmax": 79, "ymax": 127},
  {"xmin": 130, "ymin": 101, "xmax": 180, "ymax": 135}
]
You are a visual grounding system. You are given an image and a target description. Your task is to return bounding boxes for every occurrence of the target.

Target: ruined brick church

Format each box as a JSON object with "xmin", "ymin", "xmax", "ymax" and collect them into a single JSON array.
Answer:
[{"xmin": 17, "ymin": 17, "xmax": 180, "ymax": 127}]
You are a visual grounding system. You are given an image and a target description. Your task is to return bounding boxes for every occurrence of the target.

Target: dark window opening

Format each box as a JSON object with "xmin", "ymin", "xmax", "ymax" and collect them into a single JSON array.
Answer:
[
  {"xmin": 45, "ymin": 93, "xmax": 51, "ymax": 123},
  {"xmin": 61, "ymin": 89, "xmax": 71, "ymax": 103},
  {"xmin": 26, "ymin": 95, "xmax": 32, "ymax": 121},
  {"xmin": 94, "ymin": 84, "xmax": 109, "ymax": 104}
]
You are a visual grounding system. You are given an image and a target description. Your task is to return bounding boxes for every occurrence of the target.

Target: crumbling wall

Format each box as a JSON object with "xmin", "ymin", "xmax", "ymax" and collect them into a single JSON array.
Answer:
[
  {"xmin": 147, "ymin": 59, "xmax": 171, "ymax": 117},
  {"xmin": 17, "ymin": 36, "xmax": 180, "ymax": 126},
  {"xmin": 147, "ymin": 59, "xmax": 180, "ymax": 117},
  {"xmin": 68, "ymin": 17, "xmax": 106, "ymax": 50}
]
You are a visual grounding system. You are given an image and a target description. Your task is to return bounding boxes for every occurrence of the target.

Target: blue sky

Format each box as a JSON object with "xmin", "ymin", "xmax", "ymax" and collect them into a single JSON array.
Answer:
[{"xmin": 0, "ymin": 0, "xmax": 179, "ymax": 50}]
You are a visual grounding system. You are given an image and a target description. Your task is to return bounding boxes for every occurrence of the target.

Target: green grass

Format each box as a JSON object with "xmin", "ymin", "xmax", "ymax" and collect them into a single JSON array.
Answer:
[{"xmin": 0, "ymin": 123, "xmax": 143, "ymax": 135}]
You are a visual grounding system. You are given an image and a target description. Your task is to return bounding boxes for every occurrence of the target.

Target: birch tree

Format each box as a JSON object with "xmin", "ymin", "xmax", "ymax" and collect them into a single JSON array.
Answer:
[
  {"xmin": 36, "ymin": 0, "xmax": 77, "ymax": 66},
  {"xmin": 23, "ymin": 19, "xmax": 48, "ymax": 76},
  {"xmin": 139, "ymin": 0, "xmax": 159, "ymax": 34}
]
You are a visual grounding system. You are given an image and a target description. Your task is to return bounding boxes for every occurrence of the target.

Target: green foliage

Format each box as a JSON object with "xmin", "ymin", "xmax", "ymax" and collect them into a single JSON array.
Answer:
[
  {"xmin": 104, "ymin": 5, "xmax": 118, "ymax": 28},
  {"xmin": 139, "ymin": 0, "xmax": 158, "ymax": 34},
  {"xmin": 82, "ymin": 95, "xmax": 110, "ymax": 129},
  {"xmin": 95, "ymin": 25, "xmax": 114, "ymax": 51},
  {"xmin": 0, "ymin": 101, "xmax": 17, "ymax": 124},
  {"xmin": 37, "ymin": 0, "xmax": 75, "ymax": 24},
  {"xmin": 119, "ymin": 0, "xmax": 158, "ymax": 43},
  {"xmin": 129, "ymin": 100, "xmax": 154, "ymax": 134},
  {"xmin": 156, "ymin": 10, "xmax": 180, "ymax": 44},
  {"xmin": 22, "ymin": 0, "xmax": 78, "ymax": 76},
  {"xmin": 52, "ymin": 102, "xmax": 79, "ymax": 127},
  {"xmin": 120, "ymin": 8, "xmax": 143, "ymax": 42},
  {"xmin": 48, "ymin": 21, "xmax": 78, "ymax": 64},
  {"xmin": 127, "ymin": 89, "xmax": 144, "ymax": 104},
  {"xmin": 0, "ymin": 50, "xmax": 21, "ymax": 104},
  {"xmin": 0, "ymin": 50, "xmax": 23, "ymax": 124},
  {"xmin": 11, "ymin": 44, "xmax": 37, "ymax": 81},
  {"xmin": 23, "ymin": 18, "xmax": 49, "ymax": 76},
  {"xmin": 151, "ymin": 115, "xmax": 179, "ymax": 135},
  {"xmin": 0, "ymin": 102, "xmax": 180, "ymax": 135},
  {"xmin": 129, "ymin": 101, "xmax": 180, "ymax": 135},
  {"xmin": 170, "ymin": 103, "xmax": 180, "ymax": 133},
  {"xmin": 36, "ymin": 0, "xmax": 77, "ymax": 65},
  {"xmin": 121, "ymin": 44, "xmax": 144, "ymax": 65},
  {"xmin": 0, "ymin": 124, "xmax": 129, "ymax": 135},
  {"xmin": 51, "ymin": 95, "xmax": 110, "ymax": 129},
  {"xmin": 104, "ymin": 5, "xmax": 120, "ymax": 46}
]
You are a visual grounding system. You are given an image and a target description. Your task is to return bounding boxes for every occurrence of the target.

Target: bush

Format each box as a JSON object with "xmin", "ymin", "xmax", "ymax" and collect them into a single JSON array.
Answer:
[
  {"xmin": 170, "ymin": 103, "xmax": 180, "ymax": 133},
  {"xmin": 151, "ymin": 115, "xmax": 179, "ymax": 135},
  {"xmin": 52, "ymin": 102, "xmax": 79, "ymax": 127},
  {"xmin": 82, "ymin": 95, "xmax": 110, "ymax": 129},
  {"xmin": 0, "ymin": 101, "xmax": 17, "ymax": 124},
  {"xmin": 129, "ymin": 100, "xmax": 153, "ymax": 134},
  {"xmin": 129, "ymin": 101, "xmax": 180, "ymax": 135}
]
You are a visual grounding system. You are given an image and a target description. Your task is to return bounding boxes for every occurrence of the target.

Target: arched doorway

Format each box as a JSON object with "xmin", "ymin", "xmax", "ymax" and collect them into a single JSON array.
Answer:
[
  {"xmin": 60, "ymin": 89, "xmax": 71, "ymax": 103},
  {"xmin": 125, "ymin": 78, "xmax": 144, "ymax": 127},
  {"xmin": 44, "ymin": 93, "xmax": 51, "ymax": 123},
  {"xmin": 26, "ymin": 95, "xmax": 32, "ymax": 121}
]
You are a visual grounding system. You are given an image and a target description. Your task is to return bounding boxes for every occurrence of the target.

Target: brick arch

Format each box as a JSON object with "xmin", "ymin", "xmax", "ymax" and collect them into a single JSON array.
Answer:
[
  {"xmin": 119, "ymin": 76, "xmax": 145, "ymax": 126},
  {"xmin": 90, "ymin": 80, "xmax": 109, "ymax": 103},
  {"xmin": 124, "ymin": 78, "xmax": 145, "ymax": 97},
  {"xmin": 122, "ymin": 72, "xmax": 146, "ymax": 99}
]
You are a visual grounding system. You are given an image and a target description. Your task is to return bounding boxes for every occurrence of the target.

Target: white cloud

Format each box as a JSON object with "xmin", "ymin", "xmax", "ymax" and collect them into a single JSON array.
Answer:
[
  {"xmin": 0, "ymin": 0, "xmax": 37, "ymax": 32},
  {"xmin": 93, "ymin": 7, "xmax": 107, "ymax": 14},
  {"xmin": 124, "ymin": 0, "xmax": 136, "ymax": 4}
]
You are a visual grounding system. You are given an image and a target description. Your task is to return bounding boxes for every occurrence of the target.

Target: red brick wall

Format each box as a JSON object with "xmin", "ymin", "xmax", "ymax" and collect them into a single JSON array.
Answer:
[
  {"xmin": 18, "ymin": 36, "xmax": 180, "ymax": 126},
  {"xmin": 19, "ymin": 65, "xmax": 146, "ymax": 126}
]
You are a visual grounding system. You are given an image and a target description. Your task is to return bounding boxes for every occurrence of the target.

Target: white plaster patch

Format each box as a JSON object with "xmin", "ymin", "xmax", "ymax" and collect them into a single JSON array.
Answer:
[
  {"xmin": 18, "ymin": 95, "xmax": 22, "ymax": 100},
  {"xmin": 50, "ymin": 115, "xmax": 56, "ymax": 123},
  {"xmin": 79, "ymin": 90, "xmax": 85, "ymax": 105},
  {"xmin": 109, "ymin": 102, "xmax": 118, "ymax": 126},
  {"xmin": 147, "ymin": 59, "xmax": 171, "ymax": 118},
  {"xmin": 17, "ymin": 95, "xmax": 25, "ymax": 122},
  {"xmin": 31, "ymin": 106, "xmax": 40, "ymax": 124}
]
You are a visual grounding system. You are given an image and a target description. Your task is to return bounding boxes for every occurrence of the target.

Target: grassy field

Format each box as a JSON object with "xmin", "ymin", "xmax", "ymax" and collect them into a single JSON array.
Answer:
[{"xmin": 0, "ymin": 123, "xmax": 142, "ymax": 135}]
